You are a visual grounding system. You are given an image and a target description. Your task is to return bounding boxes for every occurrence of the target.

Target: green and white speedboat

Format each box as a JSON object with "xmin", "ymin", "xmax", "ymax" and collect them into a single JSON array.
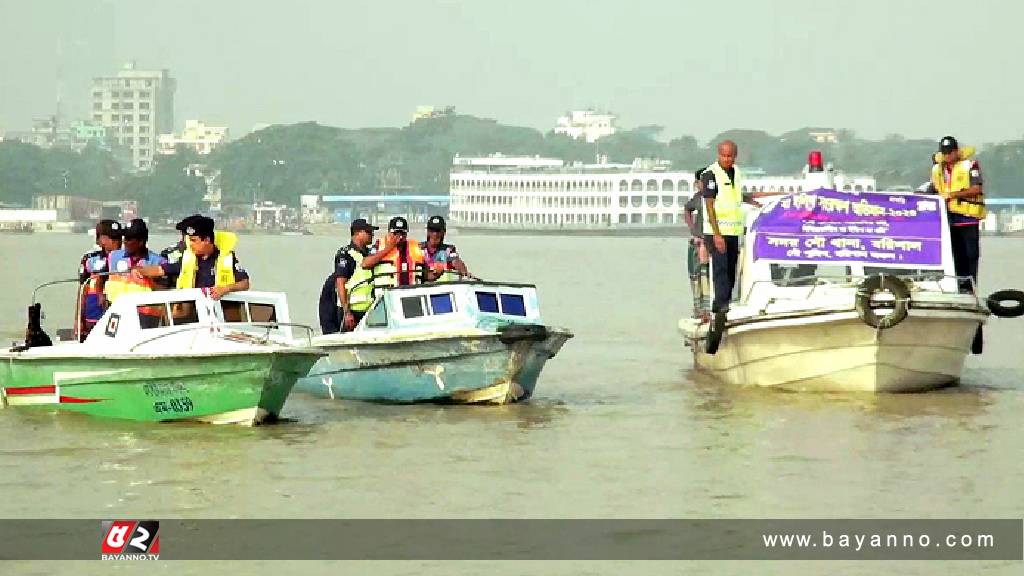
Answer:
[{"xmin": 0, "ymin": 288, "xmax": 323, "ymax": 425}]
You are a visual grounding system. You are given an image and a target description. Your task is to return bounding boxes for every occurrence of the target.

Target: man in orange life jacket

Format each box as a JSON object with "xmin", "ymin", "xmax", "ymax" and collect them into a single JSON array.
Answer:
[
  {"xmin": 360, "ymin": 216, "xmax": 438, "ymax": 287},
  {"xmin": 104, "ymin": 219, "xmax": 167, "ymax": 328},
  {"xmin": 925, "ymin": 136, "xmax": 985, "ymax": 293},
  {"xmin": 77, "ymin": 219, "xmax": 122, "ymax": 339}
]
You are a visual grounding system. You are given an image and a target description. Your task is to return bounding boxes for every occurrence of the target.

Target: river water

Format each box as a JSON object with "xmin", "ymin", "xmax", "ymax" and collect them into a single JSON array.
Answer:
[{"xmin": 1, "ymin": 232, "xmax": 1021, "ymax": 575}]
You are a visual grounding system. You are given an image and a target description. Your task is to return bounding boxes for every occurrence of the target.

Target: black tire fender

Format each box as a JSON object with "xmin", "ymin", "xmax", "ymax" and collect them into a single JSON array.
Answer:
[
  {"xmin": 986, "ymin": 289, "xmax": 1024, "ymax": 318},
  {"xmin": 855, "ymin": 275, "xmax": 910, "ymax": 330}
]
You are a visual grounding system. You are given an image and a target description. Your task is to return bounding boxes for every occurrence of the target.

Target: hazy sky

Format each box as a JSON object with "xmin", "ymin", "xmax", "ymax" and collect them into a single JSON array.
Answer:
[{"xmin": 1, "ymin": 0, "xmax": 1021, "ymax": 144}]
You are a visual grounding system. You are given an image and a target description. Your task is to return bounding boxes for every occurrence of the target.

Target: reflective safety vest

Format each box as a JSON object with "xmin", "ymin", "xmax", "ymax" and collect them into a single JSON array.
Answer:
[
  {"xmin": 177, "ymin": 231, "xmax": 239, "ymax": 289},
  {"xmin": 372, "ymin": 240, "xmax": 426, "ymax": 289},
  {"xmin": 420, "ymin": 241, "xmax": 459, "ymax": 282},
  {"xmin": 931, "ymin": 153, "xmax": 986, "ymax": 220},
  {"xmin": 701, "ymin": 162, "xmax": 745, "ymax": 236},
  {"xmin": 104, "ymin": 249, "xmax": 165, "ymax": 313},
  {"xmin": 339, "ymin": 247, "xmax": 375, "ymax": 313}
]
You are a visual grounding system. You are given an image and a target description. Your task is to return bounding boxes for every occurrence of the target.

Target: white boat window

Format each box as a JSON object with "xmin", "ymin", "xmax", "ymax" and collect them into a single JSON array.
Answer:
[
  {"xmin": 769, "ymin": 264, "xmax": 852, "ymax": 286},
  {"xmin": 169, "ymin": 301, "xmax": 199, "ymax": 325},
  {"xmin": 250, "ymin": 303, "xmax": 278, "ymax": 323},
  {"xmin": 429, "ymin": 293, "xmax": 455, "ymax": 315},
  {"xmin": 401, "ymin": 296, "xmax": 426, "ymax": 319},
  {"xmin": 222, "ymin": 301, "xmax": 249, "ymax": 322},
  {"xmin": 138, "ymin": 304, "xmax": 170, "ymax": 329}
]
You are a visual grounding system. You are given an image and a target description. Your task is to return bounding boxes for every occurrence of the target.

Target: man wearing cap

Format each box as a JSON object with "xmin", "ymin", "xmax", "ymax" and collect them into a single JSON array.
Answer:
[
  {"xmin": 321, "ymin": 218, "xmax": 378, "ymax": 333},
  {"xmin": 104, "ymin": 219, "xmax": 167, "ymax": 327},
  {"xmin": 926, "ymin": 136, "xmax": 986, "ymax": 293},
  {"xmin": 135, "ymin": 216, "xmax": 249, "ymax": 299},
  {"xmin": 77, "ymin": 219, "xmax": 123, "ymax": 339},
  {"xmin": 158, "ymin": 215, "xmax": 200, "ymax": 288},
  {"xmin": 420, "ymin": 215, "xmax": 470, "ymax": 282},
  {"xmin": 361, "ymin": 216, "xmax": 433, "ymax": 288}
]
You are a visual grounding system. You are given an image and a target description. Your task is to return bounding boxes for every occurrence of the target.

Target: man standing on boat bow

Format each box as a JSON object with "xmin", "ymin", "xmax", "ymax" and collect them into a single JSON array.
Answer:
[
  {"xmin": 926, "ymin": 136, "xmax": 986, "ymax": 293},
  {"xmin": 701, "ymin": 140, "xmax": 747, "ymax": 315}
]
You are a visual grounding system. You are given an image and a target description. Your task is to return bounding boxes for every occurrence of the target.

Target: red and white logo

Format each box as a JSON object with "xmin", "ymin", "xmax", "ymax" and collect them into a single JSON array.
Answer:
[{"xmin": 101, "ymin": 520, "xmax": 160, "ymax": 560}]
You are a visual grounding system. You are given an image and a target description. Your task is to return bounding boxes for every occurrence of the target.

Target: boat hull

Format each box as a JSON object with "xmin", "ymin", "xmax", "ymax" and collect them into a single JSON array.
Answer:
[
  {"xmin": 0, "ymin": 352, "xmax": 321, "ymax": 425},
  {"xmin": 297, "ymin": 329, "xmax": 571, "ymax": 404},
  {"xmin": 685, "ymin": 311, "xmax": 985, "ymax": 393}
]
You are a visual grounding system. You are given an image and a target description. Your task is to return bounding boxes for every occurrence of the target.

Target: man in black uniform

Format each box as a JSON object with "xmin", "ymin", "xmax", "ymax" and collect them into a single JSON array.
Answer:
[
  {"xmin": 319, "ymin": 218, "xmax": 378, "ymax": 334},
  {"xmin": 134, "ymin": 216, "xmax": 249, "ymax": 298}
]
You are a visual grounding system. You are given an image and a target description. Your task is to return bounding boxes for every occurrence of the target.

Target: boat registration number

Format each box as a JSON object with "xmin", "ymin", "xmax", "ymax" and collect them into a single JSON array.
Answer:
[{"xmin": 153, "ymin": 396, "xmax": 194, "ymax": 414}]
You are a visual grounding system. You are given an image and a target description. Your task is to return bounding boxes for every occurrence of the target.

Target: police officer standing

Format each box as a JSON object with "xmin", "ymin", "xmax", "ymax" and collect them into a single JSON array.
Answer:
[
  {"xmin": 325, "ymin": 218, "xmax": 378, "ymax": 333},
  {"xmin": 927, "ymin": 136, "xmax": 986, "ymax": 293},
  {"xmin": 421, "ymin": 215, "xmax": 470, "ymax": 281},
  {"xmin": 701, "ymin": 140, "xmax": 745, "ymax": 315}
]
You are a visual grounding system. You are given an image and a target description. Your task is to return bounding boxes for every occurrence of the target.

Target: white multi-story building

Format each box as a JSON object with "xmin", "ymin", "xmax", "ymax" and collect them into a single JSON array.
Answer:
[
  {"xmin": 448, "ymin": 155, "xmax": 877, "ymax": 233},
  {"xmin": 158, "ymin": 120, "xmax": 229, "ymax": 155},
  {"xmin": 91, "ymin": 63, "xmax": 175, "ymax": 170},
  {"xmin": 554, "ymin": 110, "xmax": 616, "ymax": 143}
]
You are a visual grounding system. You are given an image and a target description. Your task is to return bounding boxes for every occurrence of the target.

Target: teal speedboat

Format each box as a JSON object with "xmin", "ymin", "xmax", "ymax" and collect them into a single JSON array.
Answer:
[{"xmin": 296, "ymin": 281, "xmax": 572, "ymax": 404}]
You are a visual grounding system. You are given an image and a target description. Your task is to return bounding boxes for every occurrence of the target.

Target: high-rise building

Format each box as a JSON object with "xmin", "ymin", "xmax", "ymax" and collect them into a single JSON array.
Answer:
[{"xmin": 91, "ymin": 62, "xmax": 175, "ymax": 170}]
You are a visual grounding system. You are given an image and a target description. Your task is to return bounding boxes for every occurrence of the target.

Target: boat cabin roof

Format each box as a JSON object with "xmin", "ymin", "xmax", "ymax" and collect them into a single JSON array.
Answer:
[
  {"xmin": 84, "ymin": 289, "xmax": 295, "ymax": 347},
  {"xmin": 356, "ymin": 281, "xmax": 542, "ymax": 333}
]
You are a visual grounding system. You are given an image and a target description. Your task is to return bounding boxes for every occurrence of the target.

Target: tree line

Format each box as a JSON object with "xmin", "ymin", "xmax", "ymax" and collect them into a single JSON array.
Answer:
[{"xmin": 2, "ymin": 115, "xmax": 1021, "ymax": 216}]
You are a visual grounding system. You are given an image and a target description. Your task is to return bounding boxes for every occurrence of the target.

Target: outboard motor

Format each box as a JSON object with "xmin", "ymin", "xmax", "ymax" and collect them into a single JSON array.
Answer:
[{"xmin": 24, "ymin": 303, "xmax": 53, "ymax": 348}]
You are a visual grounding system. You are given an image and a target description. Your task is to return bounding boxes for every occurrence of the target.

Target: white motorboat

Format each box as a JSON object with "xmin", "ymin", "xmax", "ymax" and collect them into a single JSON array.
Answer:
[{"xmin": 678, "ymin": 177, "xmax": 1017, "ymax": 392}]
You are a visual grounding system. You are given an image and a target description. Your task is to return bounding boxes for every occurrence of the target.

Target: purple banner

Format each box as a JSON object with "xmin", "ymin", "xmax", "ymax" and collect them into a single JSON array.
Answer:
[{"xmin": 752, "ymin": 188, "xmax": 943, "ymax": 266}]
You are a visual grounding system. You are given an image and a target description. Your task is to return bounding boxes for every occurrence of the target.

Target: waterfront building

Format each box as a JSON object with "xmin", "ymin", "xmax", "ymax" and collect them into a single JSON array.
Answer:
[{"xmin": 448, "ymin": 154, "xmax": 876, "ymax": 233}]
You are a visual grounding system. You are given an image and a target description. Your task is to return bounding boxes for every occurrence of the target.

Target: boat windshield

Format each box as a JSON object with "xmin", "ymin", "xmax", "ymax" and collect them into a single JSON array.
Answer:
[{"xmin": 769, "ymin": 263, "xmax": 852, "ymax": 286}]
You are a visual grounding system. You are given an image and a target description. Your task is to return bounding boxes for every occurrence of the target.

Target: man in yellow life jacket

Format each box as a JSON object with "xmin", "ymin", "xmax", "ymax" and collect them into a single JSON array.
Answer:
[
  {"xmin": 926, "ymin": 135, "xmax": 985, "ymax": 293},
  {"xmin": 701, "ymin": 139, "xmax": 745, "ymax": 315},
  {"xmin": 323, "ymin": 218, "xmax": 378, "ymax": 333},
  {"xmin": 134, "ymin": 215, "xmax": 250, "ymax": 299},
  {"xmin": 361, "ymin": 216, "xmax": 438, "ymax": 290}
]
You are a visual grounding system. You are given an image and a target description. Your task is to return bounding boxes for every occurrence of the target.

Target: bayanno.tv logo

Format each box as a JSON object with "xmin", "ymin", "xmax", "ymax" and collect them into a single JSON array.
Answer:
[{"xmin": 101, "ymin": 520, "xmax": 160, "ymax": 560}]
